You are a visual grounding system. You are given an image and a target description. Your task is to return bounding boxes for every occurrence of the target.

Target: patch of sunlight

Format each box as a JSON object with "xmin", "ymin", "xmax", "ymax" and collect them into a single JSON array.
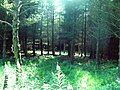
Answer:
[
  {"xmin": 78, "ymin": 62, "xmax": 82, "ymax": 66},
  {"xmin": 4, "ymin": 63, "xmax": 16, "ymax": 89},
  {"xmin": 41, "ymin": 55, "xmax": 56, "ymax": 60},
  {"xmin": 76, "ymin": 72, "xmax": 98, "ymax": 90},
  {"xmin": 49, "ymin": 55, "xmax": 55, "ymax": 59},
  {"xmin": 3, "ymin": 0, "xmax": 13, "ymax": 10},
  {"xmin": 54, "ymin": 0, "xmax": 63, "ymax": 13},
  {"xmin": 61, "ymin": 52, "xmax": 68, "ymax": 55},
  {"xmin": 41, "ymin": 83, "xmax": 50, "ymax": 90},
  {"xmin": 74, "ymin": 53, "xmax": 90, "ymax": 57},
  {"xmin": 80, "ymin": 74, "xmax": 89, "ymax": 89},
  {"xmin": 0, "ymin": 65, "xmax": 4, "ymax": 90},
  {"xmin": 56, "ymin": 62, "xmax": 61, "ymax": 71},
  {"xmin": 28, "ymin": 50, "xmax": 68, "ymax": 55},
  {"xmin": 116, "ymin": 78, "xmax": 120, "ymax": 84},
  {"xmin": 56, "ymin": 62, "xmax": 65, "ymax": 79},
  {"xmin": 67, "ymin": 82, "xmax": 73, "ymax": 90}
]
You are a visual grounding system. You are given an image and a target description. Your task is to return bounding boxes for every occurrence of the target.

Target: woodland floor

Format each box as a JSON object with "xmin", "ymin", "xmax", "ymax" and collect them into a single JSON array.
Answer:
[{"xmin": 0, "ymin": 56, "xmax": 120, "ymax": 90}]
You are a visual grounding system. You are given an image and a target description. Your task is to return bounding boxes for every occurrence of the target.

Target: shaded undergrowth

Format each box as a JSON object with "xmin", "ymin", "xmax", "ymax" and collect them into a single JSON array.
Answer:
[{"xmin": 0, "ymin": 56, "xmax": 120, "ymax": 90}]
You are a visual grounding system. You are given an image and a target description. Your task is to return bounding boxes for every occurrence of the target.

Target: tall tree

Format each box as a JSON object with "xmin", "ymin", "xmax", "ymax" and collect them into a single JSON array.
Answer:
[
  {"xmin": 0, "ymin": 0, "xmax": 39, "ymax": 69},
  {"xmin": 51, "ymin": 6, "xmax": 55, "ymax": 56},
  {"xmin": 46, "ymin": 11, "xmax": 50, "ymax": 55},
  {"xmin": 40, "ymin": 17, "xmax": 43, "ymax": 55},
  {"xmin": 88, "ymin": 0, "xmax": 111, "ymax": 67},
  {"xmin": 83, "ymin": 5, "xmax": 87, "ymax": 58},
  {"xmin": 62, "ymin": 0, "xmax": 82, "ymax": 60}
]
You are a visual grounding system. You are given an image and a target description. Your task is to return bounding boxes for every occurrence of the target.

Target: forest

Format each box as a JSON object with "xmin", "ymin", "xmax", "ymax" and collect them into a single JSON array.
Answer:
[{"xmin": 0, "ymin": 0, "xmax": 120, "ymax": 90}]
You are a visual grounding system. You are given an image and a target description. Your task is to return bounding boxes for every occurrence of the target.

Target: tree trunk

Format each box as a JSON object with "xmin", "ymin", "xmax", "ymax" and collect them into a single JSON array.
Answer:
[
  {"xmin": 78, "ymin": 44, "xmax": 80, "ymax": 55},
  {"xmin": 68, "ymin": 42, "xmax": 70, "ymax": 57},
  {"xmin": 58, "ymin": 13, "xmax": 61, "ymax": 55},
  {"xmin": 23, "ymin": 30, "xmax": 27, "ymax": 56},
  {"xmin": 68, "ymin": 40, "xmax": 75, "ymax": 60},
  {"xmin": 12, "ymin": 0, "xmax": 23, "ymax": 70},
  {"xmin": 70, "ymin": 40, "xmax": 75, "ymax": 60},
  {"xmin": 118, "ymin": 38, "xmax": 120, "ymax": 78},
  {"xmin": 47, "ymin": 14, "xmax": 49, "ymax": 55},
  {"xmin": 59, "ymin": 40, "xmax": 61, "ymax": 55},
  {"xmin": 64, "ymin": 43, "xmax": 66, "ymax": 53},
  {"xmin": 2, "ymin": 30, "xmax": 6, "ymax": 65},
  {"xmin": 40, "ymin": 17, "xmax": 43, "ymax": 55},
  {"xmin": 40, "ymin": 39, "xmax": 43, "ymax": 55},
  {"xmin": 52, "ymin": 10, "xmax": 55, "ymax": 56},
  {"xmin": 2, "ymin": 15, "xmax": 7, "ymax": 65},
  {"xmin": 96, "ymin": 39, "xmax": 100, "ymax": 67},
  {"xmin": 47, "ymin": 39, "xmax": 49, "ymax": 55},
  {"xmin": 32, "ymin": 32, "xmax": 35, "ymax": 56},
  {"xmin": 89, "ymin": 38, "xmax": 96, "ymax": 59},
  {"xmin": 32, "ymin": 24, "xmax": 36, "ymax": 56},
  {"xmin": 12, "ymin": 17, "xmax": 21, "ymax": 69},
  {"xmin": 81, "ymin": 29, "xmax": 84, "ymax": 57},
  {"xmin": 24, "ymin": 31, "xmax": 27, "ymax": 56},
  {"xmin": 84, "ymin": 5, "xmax": 87, "ymax": 58}
]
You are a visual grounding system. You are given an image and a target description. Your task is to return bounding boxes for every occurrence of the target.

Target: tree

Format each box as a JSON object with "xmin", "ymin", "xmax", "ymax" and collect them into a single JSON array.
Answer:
[
  {"xmin": 62, "ymin": 0, "xmax": 82, "ymax": 60},
  {"xmin": 51, "ymin": 3, "xmax": 55, "ymax": 56},
  {"xmin": 87, "ymin": 0, "xmax": 112, "ymax": 67},
  {"xmin": 0, "ymin": 0, "xmax": 39, "ymax": 69},
  {"xmin": 83, "ymin": 5, "xmax": 87, "ymax": 58},
  {"xmin": 109, "ymin": 0, "xmax": 120, "ymax": 80},
  {"xmin": 0, "ymin": 3, "xmax": 7, "ymax": 65}
]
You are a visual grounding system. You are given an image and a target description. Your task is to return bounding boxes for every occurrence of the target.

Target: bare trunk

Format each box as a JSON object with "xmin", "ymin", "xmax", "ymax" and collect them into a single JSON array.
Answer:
[
  {"xmin": 78, "ymin": 44, "xmax": 80, "ymax": 55},
  {"xmin": 96, "ymin": 39, "xmax": 100, "ymax": 67},
  {"xmin": 23, "ymin": 30, "xmax": 27, "ymax": 56},
  {"xmin": 52, "ymin": 10, "xmax": 55, "ymax": 56},
  {"xmin": 64, "ymin": 43, "xmax": 66, "ymax": 53},
  {"xmin": 84, "ymin": 5, "xmax": 87, "ymax": 58},
  {"xmin": 40, "ymin": 39, "xmax": 43, "ymax": 55},
  {"xmin": 81, "ymin": 29, "xmax": 84, "ymax": 57},
  {"xmin": 12, "ymin": 22, "xmax": 21, "ymax": 69},
  {"xmin": 118, "ymin": 38, "xmax": 120, "ymax": 78},
  {"xmin": 12, "ymin": 5, "xmax": 21, "ymax": 69},
  {"xmin": 32, "ymin": 24, "xmax": 36, "ymax": 56},
  {"xmin": 32, "ymin": 33, "xmax": 35, "ymax": 56},
  {"xmin": 70, "ymin": 40, "xmax": 75, "ymax": 60},
  {"xmin": 47, "ymin": 39, "xmax": 49, "ymax": 55},
  {"xmin": 59, "ymin": 40, "xmax": 61, "ymax": 55},
  {"xmin": 68, "ymin": 40, "xmax": 75, "ymax": 60},
  {"xmin": 68, "ymin": 42, "xmax": 70, "ymax": 57},
  {"xmin": 2, "ymin": 31, "xmax": 6, "ymax": 65},
  {"xmin": 58, "ymin": 14, "xmax": 61, "ymax": 55},
  {"xmin": 2, "ymin": 16, "xmax": 7, "ymax": 65},
  {"xmin": 47, "ymin": 14, "xmax": 49, "ymax": 55},
  {"xmin": 89, "ymin": 39, "xmax": 96, "ymax": 59},
  {"xmin": 40, "ymin": 17, "xmax": 43, "ymax": 55},
  {"xmin": 24, "ymin": 32, "xmax": 27, "ymax": 56}
]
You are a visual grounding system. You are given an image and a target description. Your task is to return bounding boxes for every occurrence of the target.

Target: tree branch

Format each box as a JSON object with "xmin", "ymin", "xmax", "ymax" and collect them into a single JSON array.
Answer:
[
  {"xmin": 0, "ymin": 35, "xmax": 3, "ymax": 39},
  {"xmin": 0, "ymin": 20, "xmax": 13, "ymax": 28},
  {"xmin": 19, "ymin": 5, "xmax": 38, "ymax": 16}
]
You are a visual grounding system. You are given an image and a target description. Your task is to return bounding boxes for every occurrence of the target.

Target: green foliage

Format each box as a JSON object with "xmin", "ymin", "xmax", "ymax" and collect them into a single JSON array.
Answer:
[
  {"xmin": 0, "ymin": 57, "xmax": 120, "ymax": 89},
  {"xmin": 0, "ymin": 61, "xmax": 4, "ymax": 90},
  {"xmin": 1, "ymin": 56, "xmax": 118, "ymax": 90}
]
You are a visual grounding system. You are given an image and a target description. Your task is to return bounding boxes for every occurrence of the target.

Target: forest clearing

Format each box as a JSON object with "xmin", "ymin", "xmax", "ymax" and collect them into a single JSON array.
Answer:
[{"xmin": 0, "ymin": 0, "xmax": 120, "ymax": 90}]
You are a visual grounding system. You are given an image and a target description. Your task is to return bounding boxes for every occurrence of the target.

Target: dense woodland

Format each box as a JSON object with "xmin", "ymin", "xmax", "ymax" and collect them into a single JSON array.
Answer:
[{"xmin": 0, "ymin": 0, "xmax": 120, "ymax": 90}]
